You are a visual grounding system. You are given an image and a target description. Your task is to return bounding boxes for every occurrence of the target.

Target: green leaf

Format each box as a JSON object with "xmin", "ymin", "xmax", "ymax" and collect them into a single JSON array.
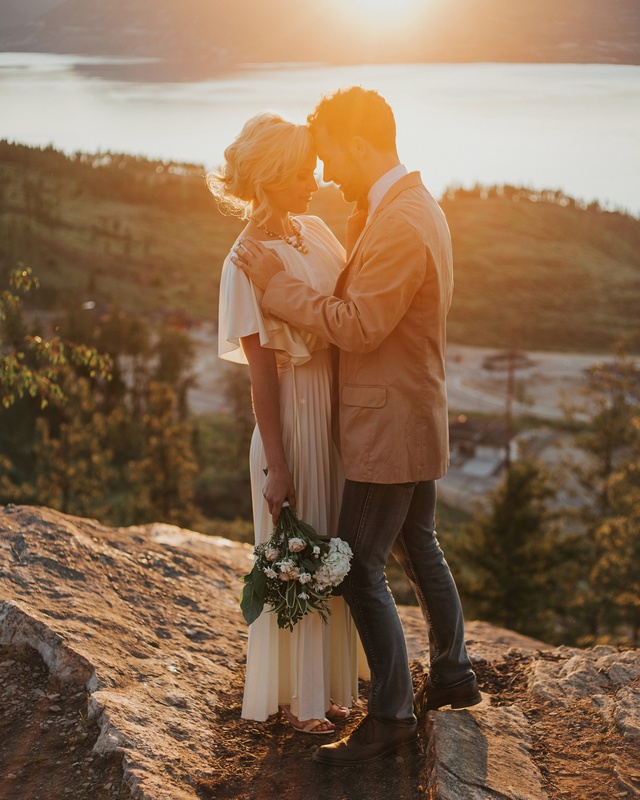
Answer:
[
  {"xmin": 239, "ymin": 567, "xmax": 267, "ymax": 625},
  {"xmin": 297, "ymin": 519, "xmax": 322, "ymax": 541},
  {"xmin": 239, "ymin": 563, "xmax": 261, "ymax": 584}
]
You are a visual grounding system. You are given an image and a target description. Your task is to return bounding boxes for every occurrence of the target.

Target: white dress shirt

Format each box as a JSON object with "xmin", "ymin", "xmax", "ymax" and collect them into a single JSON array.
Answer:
[{"xmin": 366, "ymin": 164, "xmax": 408, "ymax": 222}]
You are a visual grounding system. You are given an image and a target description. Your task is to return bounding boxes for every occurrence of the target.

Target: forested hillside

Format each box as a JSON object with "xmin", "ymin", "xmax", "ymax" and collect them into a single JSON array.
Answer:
[
  {"xmin": 3, "ymin": 140, "xmax": 639, "ymax": 647},
  {"xmin": 2, "ymin": 141, "xmax": 639, "ymax": 352},
  {"xmin": 443, "ymin": 186, "xmax": 640, "ymax": 351}
]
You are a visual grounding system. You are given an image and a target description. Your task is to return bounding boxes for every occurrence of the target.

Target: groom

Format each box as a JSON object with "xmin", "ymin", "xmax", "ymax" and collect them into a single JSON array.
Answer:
[{"xmin": 234, "ymin": 87, "xmax": 480, "ymax": 765}]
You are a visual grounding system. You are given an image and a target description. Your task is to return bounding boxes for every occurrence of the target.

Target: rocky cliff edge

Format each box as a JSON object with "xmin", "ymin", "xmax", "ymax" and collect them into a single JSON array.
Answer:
[{"xmin": 1, "ymin": 505, "xmax": 639, "ymax": 800}]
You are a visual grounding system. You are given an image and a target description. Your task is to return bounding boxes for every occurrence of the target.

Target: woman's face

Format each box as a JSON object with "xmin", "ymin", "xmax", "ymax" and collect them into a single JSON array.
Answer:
[{"xmin": 264, "ymin": 149, "xmax": 318, "ymax": 218}]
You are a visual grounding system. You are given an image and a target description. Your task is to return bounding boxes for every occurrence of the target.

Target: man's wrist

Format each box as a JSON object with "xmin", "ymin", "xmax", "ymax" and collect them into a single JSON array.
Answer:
[{"xmin": 261, "ymin": 270, "xmax": 288, "ymax": 315}]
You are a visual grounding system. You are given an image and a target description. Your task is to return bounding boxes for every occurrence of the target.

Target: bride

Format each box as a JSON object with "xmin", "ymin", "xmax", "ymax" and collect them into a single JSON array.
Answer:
[{"xmin": 208, "ymin": 112, "xmax": 365, "ymax": 734}]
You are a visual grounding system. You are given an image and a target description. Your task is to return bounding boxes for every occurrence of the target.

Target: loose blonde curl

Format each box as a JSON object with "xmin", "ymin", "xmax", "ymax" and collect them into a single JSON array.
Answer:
[{"xmin": 207, "ymin": 113, "xmax": 313, "ymax": 226}]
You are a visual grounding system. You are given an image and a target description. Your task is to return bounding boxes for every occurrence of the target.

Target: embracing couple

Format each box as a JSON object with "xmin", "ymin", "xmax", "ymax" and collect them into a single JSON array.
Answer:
[{"xmin": 210, "ymin": 86, "xmax": 480, "ymax": 766}]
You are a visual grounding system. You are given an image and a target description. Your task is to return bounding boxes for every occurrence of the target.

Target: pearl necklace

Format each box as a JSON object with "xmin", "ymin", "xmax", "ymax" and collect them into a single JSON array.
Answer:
[{"xmin": 257, "ymin": 216, "xmax": 308, "ymax": 254}]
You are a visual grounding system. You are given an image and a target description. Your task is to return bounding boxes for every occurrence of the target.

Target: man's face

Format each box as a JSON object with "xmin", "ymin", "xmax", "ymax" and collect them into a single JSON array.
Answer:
[{"xmin": 312, "ymin": 125, "xmax": 367, "ymax": 205}]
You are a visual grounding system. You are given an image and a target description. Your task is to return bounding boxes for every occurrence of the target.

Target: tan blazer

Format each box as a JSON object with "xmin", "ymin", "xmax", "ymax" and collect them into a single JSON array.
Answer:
[{"xmin": 262, "ymin": 172, "xmax": 454, "ymax": 483}]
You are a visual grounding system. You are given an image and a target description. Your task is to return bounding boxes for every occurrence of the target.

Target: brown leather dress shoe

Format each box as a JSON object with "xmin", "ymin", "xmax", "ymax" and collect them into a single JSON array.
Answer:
[
  {"xmin": 312, "ymin": 714, "xmax": 417, "ymax": 766},
  {"xmin": 414, "ymin": 674, "xmax": 482, "ymax": 717}
]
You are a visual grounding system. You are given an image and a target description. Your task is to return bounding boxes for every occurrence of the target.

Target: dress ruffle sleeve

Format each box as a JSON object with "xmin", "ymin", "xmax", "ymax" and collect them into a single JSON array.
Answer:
[{"xmin": 217, "ymin": 248, "xmax": 329, "ymax": 367}]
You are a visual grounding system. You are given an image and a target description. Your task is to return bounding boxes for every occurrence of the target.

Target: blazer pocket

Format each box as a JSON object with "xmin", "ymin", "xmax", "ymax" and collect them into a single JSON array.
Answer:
[{"xmin": 342, "ymin": 384, "xmax": 387, "ymax": 408}]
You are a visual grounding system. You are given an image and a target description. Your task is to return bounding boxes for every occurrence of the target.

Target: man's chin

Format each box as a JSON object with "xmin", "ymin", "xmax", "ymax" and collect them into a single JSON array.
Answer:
[{"xmin": 340, "ymin": 187, "xmax": 356, "ymax": 203}]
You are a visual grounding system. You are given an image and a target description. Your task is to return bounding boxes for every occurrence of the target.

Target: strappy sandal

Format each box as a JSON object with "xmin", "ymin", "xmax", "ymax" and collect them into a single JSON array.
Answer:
[
  {"xmin": 278, "ymin": 705, "xmax": 335, "ymax": 735},
  {"xmin": 326, "ymin": 700, "xmax": 350, "ymax": 721}
]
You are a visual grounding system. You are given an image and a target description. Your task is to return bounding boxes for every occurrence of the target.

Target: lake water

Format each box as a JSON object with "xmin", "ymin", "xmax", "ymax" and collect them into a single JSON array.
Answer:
[{"xmin": 1, "ymin": 54, "xmax": 639, "ymax": 214}]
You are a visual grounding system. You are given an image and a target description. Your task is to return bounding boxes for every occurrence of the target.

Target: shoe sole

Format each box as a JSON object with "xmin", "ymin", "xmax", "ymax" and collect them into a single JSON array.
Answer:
[
  {"xmin": 312, "ymin": 737, "xmax": 417, "ymax": 766},
  {"xmin": 425, "ymin": 690, "xmax": 483, "ymax": 712}
]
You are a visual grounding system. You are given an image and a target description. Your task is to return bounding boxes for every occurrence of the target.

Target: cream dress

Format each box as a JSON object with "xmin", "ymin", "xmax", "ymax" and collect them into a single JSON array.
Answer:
[{"xmin": 218, "ymin": 215, "xmax": 365, "ymax": 722}]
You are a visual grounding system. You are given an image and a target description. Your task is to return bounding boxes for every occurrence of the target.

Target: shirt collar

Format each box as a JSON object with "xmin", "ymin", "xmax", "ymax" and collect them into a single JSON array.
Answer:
[{"xmin": 367, "ymin": 164, "xmax": 408, "ymax": 220}]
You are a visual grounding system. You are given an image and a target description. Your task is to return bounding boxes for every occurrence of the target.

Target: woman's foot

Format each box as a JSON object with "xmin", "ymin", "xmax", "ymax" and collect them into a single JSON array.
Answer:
[
  {"xmin": 279, "ymin": 705, "xmax": 335, "ymax": 735},
  {"xmin": 326, "ymin": 700, "xmax": 350, "ymax": 721}
]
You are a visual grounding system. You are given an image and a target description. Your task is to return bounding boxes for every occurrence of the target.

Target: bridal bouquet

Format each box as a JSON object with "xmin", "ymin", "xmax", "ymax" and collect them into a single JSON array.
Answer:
[{"xmin": 240, "ymin": 503, "xmax": 353, "ymax": 631}]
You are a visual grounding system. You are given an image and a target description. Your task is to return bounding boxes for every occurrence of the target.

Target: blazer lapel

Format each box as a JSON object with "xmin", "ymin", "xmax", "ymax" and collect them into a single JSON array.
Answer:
[
  {"xmin": 335, "ymin": 207, "xmax": 366, "ymax": 298},
  {"xmin": 344, "ymin": 172, "xmax": 424, "ymax": 267},
  {"xmin": 369, "ymin": 171, "xmax": 424, "ymax": 222},
  {"xmin": 345, "ymin": 208, "xmax": 368, "ymax": 259},
  {"xmin": 335, "ymin": 172, "xmax": 425, "ymax": 297}
]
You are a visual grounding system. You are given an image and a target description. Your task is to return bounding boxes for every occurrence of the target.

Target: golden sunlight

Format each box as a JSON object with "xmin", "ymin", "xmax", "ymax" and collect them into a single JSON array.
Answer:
[{"xmin": 347, "ymin": 0, "xmax": 424, "ymax": 18}]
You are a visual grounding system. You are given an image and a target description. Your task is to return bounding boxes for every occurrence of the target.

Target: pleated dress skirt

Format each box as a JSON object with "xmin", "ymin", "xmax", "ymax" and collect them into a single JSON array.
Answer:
[{"xmin": 241, "ymin": 347, "xmax": 364, "ymax": 722}]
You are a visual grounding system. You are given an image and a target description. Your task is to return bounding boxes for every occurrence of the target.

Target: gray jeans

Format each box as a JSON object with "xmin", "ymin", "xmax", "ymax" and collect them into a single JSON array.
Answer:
[{"xmin": 336, "ymin": 479, "xmax": 473, "ymax": 725}]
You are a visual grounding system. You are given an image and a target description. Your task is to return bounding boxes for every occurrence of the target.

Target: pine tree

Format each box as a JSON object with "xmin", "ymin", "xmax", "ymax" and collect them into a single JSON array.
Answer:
[
  {"xmin": 568, "ymin": 337, "xmax": 640, "ymax": 643},
  {"xmin": 29, "ymin": 376, "xmax": 117, "ymax": 519},
  {"xmin": 575, "ymin": 350, "xmax": 639, "ymax": 516},
  {"xmin": 125, "ymin": 381, "xmax": 200, "ymax": 527},
  {"xmin": 591, "ymin": 458, "xmax": 640, "ymax": 645},
  {"xmin": 152, "ymin": 327, "xmax": 196, "ymax": 420},
  {"xmin": 453, "ymin": 459, "xmax": 568, "ymax": 641}
]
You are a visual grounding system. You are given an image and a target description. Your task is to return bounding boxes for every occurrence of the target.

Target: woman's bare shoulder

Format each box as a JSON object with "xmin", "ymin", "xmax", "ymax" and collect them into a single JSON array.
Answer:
[{"xmin": 238, "ymin": 220, "xmax": 272, "ymax": 242}]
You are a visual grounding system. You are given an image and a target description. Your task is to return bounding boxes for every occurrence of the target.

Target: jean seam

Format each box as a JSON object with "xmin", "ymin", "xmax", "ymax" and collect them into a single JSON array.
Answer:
[
  {"xmin": 345, "ymin": 483, "xmax": 382, "ymax": 710},
  {"xmin": 397, "ymin": 530, "xmax": 442, "ymax": 663}
]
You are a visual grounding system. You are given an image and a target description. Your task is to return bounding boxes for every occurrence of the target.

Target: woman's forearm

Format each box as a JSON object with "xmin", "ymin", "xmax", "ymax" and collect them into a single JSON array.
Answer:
[
  {"xmin": 241, "ymin": 334, "xmax": 287, "ymax": 470},
  {"xmin": 241, "ymin": 333, "xmax": 296, "ymax": 520}
]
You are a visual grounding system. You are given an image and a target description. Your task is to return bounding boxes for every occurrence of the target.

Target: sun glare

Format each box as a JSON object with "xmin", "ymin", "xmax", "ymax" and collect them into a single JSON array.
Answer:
[{"xmin": 348, "ymin": 0, "xmax": 423, "ymax": 18}]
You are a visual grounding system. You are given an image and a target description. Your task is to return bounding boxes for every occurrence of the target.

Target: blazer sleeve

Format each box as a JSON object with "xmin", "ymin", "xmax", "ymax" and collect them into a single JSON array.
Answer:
[{"xmin": 261, "ymin": 215, "xmax": 426, "ymax": 354}]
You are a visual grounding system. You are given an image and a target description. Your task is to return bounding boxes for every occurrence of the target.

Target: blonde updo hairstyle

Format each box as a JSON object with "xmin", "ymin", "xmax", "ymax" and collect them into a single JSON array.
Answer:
[{"xmin": 207, "ymin": 113, "xmax": 313, "ymax": 226}]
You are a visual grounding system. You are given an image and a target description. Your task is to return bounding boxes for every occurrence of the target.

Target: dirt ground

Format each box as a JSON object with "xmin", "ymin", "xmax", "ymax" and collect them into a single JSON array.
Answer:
[
  {"xmin": 204, "ymin": 651, "xmax": 637, "ymax": 800},
  {"xmin": 0, "ymin": 645, "xmax": 130, "ymax": 800},
  {"xmin": 1, "ymin": 645, "xmax": 636, "ymax": 800}
]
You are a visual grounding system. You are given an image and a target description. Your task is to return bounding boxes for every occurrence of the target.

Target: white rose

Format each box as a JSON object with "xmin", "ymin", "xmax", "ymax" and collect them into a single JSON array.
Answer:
[
  {"xmin": 288, "ymin": 537, "xmax": 306, "ymax": 553},
  {"xmin": 265, "ymin": 547, "xmax": 279, "ymax": 562}
]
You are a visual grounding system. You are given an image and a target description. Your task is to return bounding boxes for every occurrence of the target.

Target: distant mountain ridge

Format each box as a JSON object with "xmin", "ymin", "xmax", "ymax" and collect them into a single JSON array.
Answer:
[
  {"xmin": 1, "ymin": 0, "xmax": 639, "ymax": 70},
  {"xmin": 0, "ymin": 0, "xmax": 65, "ymax": 27}
]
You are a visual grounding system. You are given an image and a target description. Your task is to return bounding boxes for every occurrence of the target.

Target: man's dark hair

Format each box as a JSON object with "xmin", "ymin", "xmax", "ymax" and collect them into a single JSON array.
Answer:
[{"xmin": 307, "ymin": 86, "xmax": 396, "ymax": 152}]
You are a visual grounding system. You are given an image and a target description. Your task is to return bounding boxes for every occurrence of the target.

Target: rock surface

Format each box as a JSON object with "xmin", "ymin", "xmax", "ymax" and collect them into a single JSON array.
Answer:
[
  {"xmin": 1, "ymin": 504, "xmax": 251, "ymax": 800},
  {"xmin": 426, "ymin": 704, "xmax": 547, "ymax": 800},
  {"xmin": 1, "ymin": 504, "xmax": 639, "ymax": 800}
]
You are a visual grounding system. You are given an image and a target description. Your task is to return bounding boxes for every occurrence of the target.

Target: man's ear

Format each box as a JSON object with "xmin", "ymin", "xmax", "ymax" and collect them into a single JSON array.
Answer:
[{"xmin": 348, "ymin": 136, "xmax": 368, "ymax": 160}]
